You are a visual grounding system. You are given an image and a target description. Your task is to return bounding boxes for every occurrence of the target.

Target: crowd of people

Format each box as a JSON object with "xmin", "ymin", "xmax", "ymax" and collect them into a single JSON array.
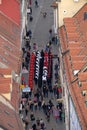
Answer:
[
  {"xmin": 21, "ymin": 40, "xmax": 65, "ymax": 130},
  {"xmin": 20, "ymin": 46, "xmax": 65, "ymax": 130},
  {"xmin": 20, "ymin": 1, "xmax": 65, "ymax": 130},
  {"xmin": 19, "ymin": 85, "xmax": 65, "ymax": 130}
]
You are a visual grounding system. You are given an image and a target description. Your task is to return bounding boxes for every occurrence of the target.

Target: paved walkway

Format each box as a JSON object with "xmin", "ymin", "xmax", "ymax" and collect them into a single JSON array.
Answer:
[{"xmin": 21, "ymin": 0, "xmax": 66, "ymax": 130}]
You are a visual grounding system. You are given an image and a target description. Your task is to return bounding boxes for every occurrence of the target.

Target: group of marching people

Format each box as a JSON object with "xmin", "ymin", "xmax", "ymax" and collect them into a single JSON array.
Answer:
[
  {"xmin": 20, "ymin": 42, "xmax": 65, "ymax": 130},
  {"xmin": 21, "ymin": 40, "xmax": 65, "ymax": 130}
]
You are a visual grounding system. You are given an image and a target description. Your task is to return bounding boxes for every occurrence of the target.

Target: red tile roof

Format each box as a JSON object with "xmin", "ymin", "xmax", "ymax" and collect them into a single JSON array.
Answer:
[
  {"xmin": 59, "ymin": 3, "xmax": 87, "ymax": 130},
  {"xmin": 0, "ymin": 0, "xmax": 20, "ymax": 25},
  {"xmin": 0, "ymin": 97, "xmax": 23, "ymax": 130},
  {"xmin": 0, "ymin": 77, "xmax": 11, "ymax": 94},
  {"xmin": 11, "ymin": 80, "xmax": 20, "ymax": 111},
  {"xmin": 73, "ymin": 61, "xmax": 86, "ymax": 70},
  {"xmin": 0, "ymin": 10, "xmax": 22, "ymax": 74},
  {"xmin": 0, "ymin": 13, "xmax": 21, "ymax": 47},
  {"xmin": 0, "ymin": 83, "xmax": 10, "ymax": 93},
  {"xmin": 0, "ymin": 36, "xmax": 21, "ymax": 56},
  {"xmin": 71, "ymin": 56, "xmax": 85, "ymax": 62},
  {"xmin": 68, "ymin": 42, "xmax": 81, "ymax": 48},
  {"xmin": 0, "ymin": 36, "xmax": 22, "ymax": 74},
  {"xmin": 0, "ymin": 47, "xmax": 21, "ymax": 73},
  {"xmin": 0, "ymin": 68, "xmax": 12, "ymax": 75},
  {"xmin": 70, "ymin": 82, "xmax": 87, "ymax": 130},
  {"xmin": 0, "ymin": 68, "xmax": 20, "ymax": 111},
  {"xmin": 70, "ymin": 48, "xmax": 82, "ymax": 56},
  {"xmin": 78, "ymin": 72, "xmax": 87, "ymax": 82},
  {"xmin": 81, "ymin": 82, "xmax": 87, "ymax": 90}
]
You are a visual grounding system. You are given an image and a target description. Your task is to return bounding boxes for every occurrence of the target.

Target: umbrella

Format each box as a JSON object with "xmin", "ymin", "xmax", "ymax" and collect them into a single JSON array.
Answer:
[{"xmin": 21, "ymin": 98, "xmax": 27, "ymax": 102}]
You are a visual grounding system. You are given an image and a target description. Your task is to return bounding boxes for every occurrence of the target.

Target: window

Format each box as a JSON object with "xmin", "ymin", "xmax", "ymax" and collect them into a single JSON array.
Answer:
[
  {"xmin": 85, "ymin": 100, "xmax": 87, "ymax": 107},
  {"xmin": 84, "ymin": 12, "xmax": 87, "ymax": 20},
  {"xmin": 78, "ymin": 80, "xmax": 82, "ymax": 87},
  {"xmin": 82, "ymin": 90, "xmax": 86, "ymax": 96}
]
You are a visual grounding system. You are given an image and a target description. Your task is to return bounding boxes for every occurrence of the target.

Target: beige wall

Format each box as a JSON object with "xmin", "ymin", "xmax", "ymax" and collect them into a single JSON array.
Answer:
[
  {"xmin": 2, "ymin": 83, "xmax": 12, "ymax": 100},
  {"xmin": 0, "ymin": 95, "xmax": 14, "ymax": 110},
  {"xmin": 58, "ymin": 0, "xmax": 87, "ymax": 27}
]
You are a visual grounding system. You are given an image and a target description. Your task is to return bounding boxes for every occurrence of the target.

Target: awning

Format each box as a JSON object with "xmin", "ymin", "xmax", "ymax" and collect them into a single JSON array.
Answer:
[{"xmin": 22, "ymin": 87, "xmax": 31, "ymax": 92}]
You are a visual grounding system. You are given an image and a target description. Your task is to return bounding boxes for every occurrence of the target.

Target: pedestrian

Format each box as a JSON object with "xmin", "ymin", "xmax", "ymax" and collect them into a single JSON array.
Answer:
[
  {"xmin": 49, "ymin": 87, "xmax": 53, "ymax": 99},
  {"xmin": 42, "ymin": 101, "xmax": 46, "ymax": 114},
  {"xmin": 19, "ymin": 101, "xmax": 23, "ymax": 114},
  {"xmin": 52, "ymin": 106, "xmax": 59, "ymax": 123},
  {"xmin": 36, "ymin": 117, "xmax": 40, "ymax": 126},
  {"xmin": 38, "ymin": 100, "xmax": 42, "ymax": 110},
  {"xmin": 26, "ymin": 29, "xmax": 32, "ymax": 39},
  {"xmin": 23, "ymin": 115, "xmax": 29, "ymax": 130},
  {"xmin": 29, "ymin": 99, "xmax": 34, "ymax": 111},
  {"xmin": 53, "ymin": 84, "xmax": 57, "ymax": 97},
  {"xmin": 34, "ymin": 101, "xmax": 38, "ymax": 111},
  {"xmin": 49, "ymin": 29, "xmax": 52, "ymax": 44},
  {"xmin": 59, "ymin": 108, "xmax": 62, "ymax": 121},
  {"xmin": 33, "ymin": 43, "xmax": 37, "ymax": 50},
  {"xmin": 35, "ymin": 0, "xmax": 39, "ymax": 7},
  {"xmin": 25, "ymin": 104, "xmax": 29, "ymax": 116},
  {"xmin": 30, "ymin": 7, "xmax": 32, "ymax": 14},
  {"xmin": 61, "ymin": 111, "xmax": 65, "ymax": 122},
  {"xmin": 40, "ymin": 119, "xmax": 46, "ymax": 130},
  {"xmin": 43, "ymin": 85, "xmax": 46, "ymax": 97},
  {"xmin": 43, "ymin": 12, "xmax": 47, "ymax": 18},
  {"xmin": 49, "ymin": 99, "xmax": 54, "ymax": 109},
  {"xmin": 21, "ymin": 76, "xmax": 25, "ymax": 85},
  {"xmin": 45, "ymin": 86, "xmax": 48, "ymax": 97},
  {"xmin": 49, "ymin": 29, "xmax": 52, "ymax": 34},
  {"xmin": 30, "ymin": 15, "xmax": 33, "ymax": 22},
  {"xmin": 45, "ymin": 43, "xmax": 50, "ymax": 52},
  {"xmin": 56, "ymin": 88, "xmax": 59, "ymax": 99},
  {"xmin": 46, "ymin": 111, "xmax": 50, "ymax": 122},
  {"xmin": 32, "ymin": 123, "xmax": 37, "ymax": 130},
  {"xmin": 30, "ymin": 111, "xmax": 35, "ymax": 122}
]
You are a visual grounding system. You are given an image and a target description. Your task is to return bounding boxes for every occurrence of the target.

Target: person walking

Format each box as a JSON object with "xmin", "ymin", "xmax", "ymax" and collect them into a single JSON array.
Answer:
[
  {"xmin": 43, "ymin": 12, "xmax": 47, "ymax": 18},
  {"xmin": 35, "ymin": 0, "xmax": 39, "ymax": 8},
  {"xmin": 52, "ymin": 106, "xmax": 59, "ymax": 123},
  {"xmin": 46, "ymin": 111, "xmax": 50, "ymax": 122}
]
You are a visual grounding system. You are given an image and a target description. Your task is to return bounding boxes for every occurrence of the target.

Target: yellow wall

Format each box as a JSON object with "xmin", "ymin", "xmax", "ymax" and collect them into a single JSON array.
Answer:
[
  {"xmin": 2, "ymin": 93, "xmax": 11, "ymax": 100},
  {"xmin": 58, "ymin": 0, "xmax": 87, "ymax": 27}
]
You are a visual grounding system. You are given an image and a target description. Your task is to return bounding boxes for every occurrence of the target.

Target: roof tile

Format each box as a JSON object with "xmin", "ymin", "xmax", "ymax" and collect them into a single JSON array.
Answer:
[
  {"xmin": 59, "ymin": 4, "xmax": 87, "ymax": 130},
  {"xmin": 0, "ymin": 101, "xmax": 23, "ymax": 130},
  {"xmin": 0, "ymin": 13, "xmax": 20, "ymax": 47},
  {"xmin": 0, "ymin": 0, "xmax": 20, "ymax": 25}
]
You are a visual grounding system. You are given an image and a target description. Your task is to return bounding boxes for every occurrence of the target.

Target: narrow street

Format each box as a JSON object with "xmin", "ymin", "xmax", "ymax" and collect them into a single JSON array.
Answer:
[{"xmin": 21, "ymin": 0, "xmax": 66, "ymax": 130}]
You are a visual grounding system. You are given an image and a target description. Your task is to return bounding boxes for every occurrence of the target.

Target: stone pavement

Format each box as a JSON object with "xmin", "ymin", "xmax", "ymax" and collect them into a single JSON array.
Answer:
[{"xmin": 21, "ymin": 0, "xmax": 66, "ymax": 130}]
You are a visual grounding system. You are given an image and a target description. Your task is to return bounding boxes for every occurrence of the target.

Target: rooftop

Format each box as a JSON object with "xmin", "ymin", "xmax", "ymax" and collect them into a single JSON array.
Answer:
[
  {"xmin": 0, "ymin": 0, "xmax": 20, "ymax": 25},
  {"xmin": 59, "ymin": 3, "xmax": 87, "ymax": 130}
]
